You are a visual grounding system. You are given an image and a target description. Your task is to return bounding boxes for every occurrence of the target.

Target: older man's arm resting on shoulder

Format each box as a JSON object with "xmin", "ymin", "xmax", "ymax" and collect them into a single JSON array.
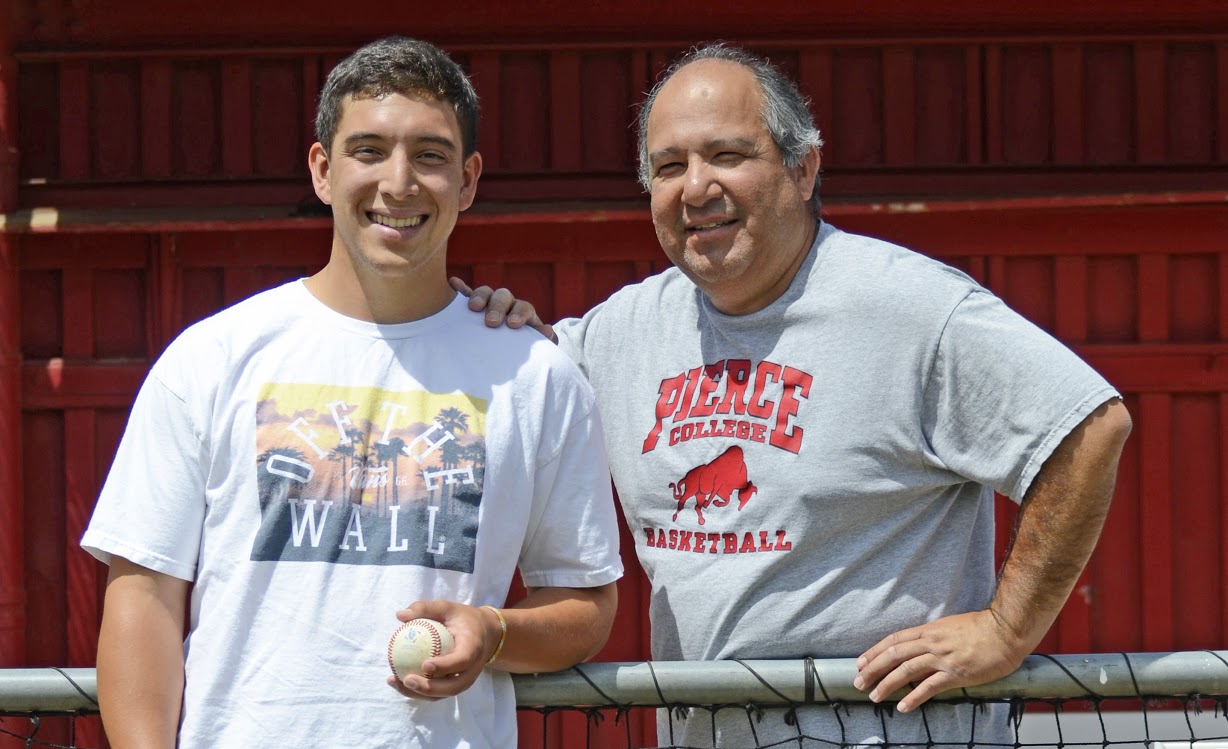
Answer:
[{"xmin": 853, "ymin": 398, "xmax": 1133, "ymax": 712}]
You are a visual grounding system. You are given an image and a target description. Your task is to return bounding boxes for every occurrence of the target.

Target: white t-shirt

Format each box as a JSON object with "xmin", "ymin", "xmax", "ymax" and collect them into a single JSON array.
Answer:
[{"xmin": 82, "ymin": 282, "xmax": 623, "ymax": 749}]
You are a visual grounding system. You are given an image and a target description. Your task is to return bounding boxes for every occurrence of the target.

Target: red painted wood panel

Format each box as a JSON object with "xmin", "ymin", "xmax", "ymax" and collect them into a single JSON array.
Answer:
[
  {"xmin": 4, "ymin": 8, "xmax": 1228, "ymax": 745},
  {"xmin": 4, "ymin": 202, "xmax": 1227, "ymax": 749},
  {"xmin": 13, "ymin": 35, "xmax": 1228, "ymax": 209}
]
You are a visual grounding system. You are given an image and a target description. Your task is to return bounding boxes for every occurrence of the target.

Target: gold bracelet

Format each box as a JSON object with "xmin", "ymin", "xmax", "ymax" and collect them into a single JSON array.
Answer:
[{"xmin": 480, "ymin": 605, "xmax": 507, "ymax": 665}]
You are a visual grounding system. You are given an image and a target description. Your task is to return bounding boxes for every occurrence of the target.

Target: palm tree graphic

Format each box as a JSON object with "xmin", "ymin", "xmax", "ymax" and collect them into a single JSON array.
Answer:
[
  {"xmin": 256, "ymin": 446, "xmax": 310, "ymax": 512},
  {"xmin": 434, "ymin": 407, "xmax": 470, "ymax": 512}
]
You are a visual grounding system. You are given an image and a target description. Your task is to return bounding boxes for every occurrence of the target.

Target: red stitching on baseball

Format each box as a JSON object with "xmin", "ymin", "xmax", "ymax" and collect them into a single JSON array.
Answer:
[{"xmin": 409, "ymin": 619, "xmax": 444, "ymax": 657}]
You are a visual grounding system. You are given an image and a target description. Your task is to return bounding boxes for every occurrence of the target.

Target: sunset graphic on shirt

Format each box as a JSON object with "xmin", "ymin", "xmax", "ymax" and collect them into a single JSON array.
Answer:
[{"xmin": 249, "ymin": 382, "xmax": 487, "ymax": 572}]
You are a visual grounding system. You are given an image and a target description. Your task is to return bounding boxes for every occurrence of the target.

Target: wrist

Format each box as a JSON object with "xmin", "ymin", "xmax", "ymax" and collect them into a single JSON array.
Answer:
[{"xmin": 479, "ymin": 605, "xmax": 507, "ymax": 666}]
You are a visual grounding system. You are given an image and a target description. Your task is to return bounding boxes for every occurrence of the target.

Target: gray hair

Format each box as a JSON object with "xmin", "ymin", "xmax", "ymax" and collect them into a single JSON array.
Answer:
[
  {"xmin": 636, "ymin": 43, "xmax": 823, "ymax": 214},
  {"xmin": 315, "ymin": 36, "xmax": 479, "ymax": 157}
]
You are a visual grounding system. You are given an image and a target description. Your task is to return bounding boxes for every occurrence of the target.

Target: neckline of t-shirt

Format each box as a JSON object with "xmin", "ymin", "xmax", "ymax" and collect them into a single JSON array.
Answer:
[
  {"xmin": 290, "ymin": 280, "xmax": 466, "ymax": 339},
  {"xmin": 697, "ymin": 220, "xmax": 834, "ymax": 326}
]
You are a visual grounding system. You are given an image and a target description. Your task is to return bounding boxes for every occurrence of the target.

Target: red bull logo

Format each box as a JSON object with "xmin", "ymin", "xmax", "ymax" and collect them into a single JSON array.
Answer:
[{"xmin": 670, "ymin": 445, "xmax": 758, "ymax": 525}]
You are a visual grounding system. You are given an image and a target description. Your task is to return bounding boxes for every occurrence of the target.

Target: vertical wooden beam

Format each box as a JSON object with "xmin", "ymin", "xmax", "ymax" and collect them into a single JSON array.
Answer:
[
  {"xmin": 1138, "ymin": 392, "xmax": 1173, "ymax": 651},
  {"xmin": 984, "ymin": 45, "xmax": 1004, "ymax": 164},
  {"xmin": 1138, "ymin": 254, "xmax": 1169, "ymax": 343},
  {"xmin": 302, "ymin": 56, "xmax": 321, "ymax": 147},
  {"xmin": 472, "ymin": 262, "xmax": 504, "ymax": 291},
  {"xmin": 140, "ymin": 59, "xmax": 173, "ymax": 178},
  {"xmin": 964, "ymin": 45, "xmax": 984, "ymax": 165},
  {"xmin": 1054, "ymin": 255, "xmax": 1089, "ymax": 343},
  {"xmin": 59, "ymin": 264, "xmax": 99, "ymax": 662},
  {"xmin": 64, "ymin": 408, "xmax": 98, "ymax": 667},
  {"xmin": 150, "ymin": 233, "xmax": 181, "ymax": 355},
  {"xmin": 0, "ymin": 3, "xmax": 24, "ymax": 666},
  {"xmin": 797, "ymin": 48, "xmax": 833, "ymax": 165},
  {"xmin": 221, "ymin": 58, "xmax": 253, "ymax": 177},
  {"xmin": 549, "ymin": 52, "xmax": 582, "ymax": 172},
  {"xmin": 468, "ymin": 53, "xmax": 502, "ymax": 171},
  {"xmin": 553, "ymin": 261, "xmax": 585, "ymax": 320},
  {"xmin": 1051, "ymin": 44, "xmax": 1085, "ymax": 165},
  {"xmin": 1134, "ymin": 42, "xmax": 1167, "ymax": 163},
  {"xmin": 1217, "ymin": 43, "xmax": 1228, "ymax": 164},
  {"xmin": 1221, "ymin": 252, "xmax": 1228, "ymax": 645},
  {"xmin": 882, "ymin": 46, "xmax": 916, "ymax": 167},
  {"xmin": 59, "ymin": 61, "xmax": 91, "ymax": 180}
]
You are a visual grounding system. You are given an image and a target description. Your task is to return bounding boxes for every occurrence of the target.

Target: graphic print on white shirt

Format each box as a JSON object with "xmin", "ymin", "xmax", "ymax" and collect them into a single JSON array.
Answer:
[{"xmin": 250, "ymin": 382, "xmax": 487, "ymax": 572}]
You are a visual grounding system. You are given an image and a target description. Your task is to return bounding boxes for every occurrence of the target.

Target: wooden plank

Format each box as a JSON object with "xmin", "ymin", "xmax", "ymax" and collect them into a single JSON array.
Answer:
[
  {"xmin": 221, "ymin": 57, "xmax": 253, "ymax": 176},
  {"xmin": 151, "ymin": 232, "xmax": 181, "ymax": 354},
  {"xmin": 61, "ymin": 268, "xmax": 93, "ymax": 358},
  {"xmin": 1222, "ymin": 394, "xmax": 1228, "ymax": 645},
  {"xmin": 797, "ymin": 48, "xmax": 834, "ymax": 164},
  {"xmin": 58, "ymin": 61, "xmax": 90, "ymax": 180},
  {"xmin": 20, "ymin": 411, "xmax": 65, "ymax": 666},
  {"xmin": 882, "ymin": 46, "xmax": 916, "ymax": 167},
  {"xmin": 63, "ymin": 409, "xmax": 99, "ymax": 666},
  {"xmin": 1051, "ymin": 44, "xmax": 1085, "ymax": 164},
  {"xmin": 1137, "ymin": 392, "xmax": 1174, "ymax": 651},
  {"xmin": 1134, "ymin": 41, "xmax": 1167, "ymax": 162},
  {"xmin": 1054, "ymin": 255, "xmax": 1089, "ymax": 342},
  {"xmin": 90, "ymin": 61, "xmax": 140, "ymax": 180},
  {"xmin": 964, "ymin": 45, "xmax": 983, "ymax": 164},
  {"xmin": 986, "ymin": 255, "xmax": 1007, "ymax": 294},
  {"xmin": 549, "ymin": 52, "xmax": 583, "ymax": 172},
  {"xmin": 140, "ymin": 59, "xmax": 173, "ymax": 178},
  {"xmin": 984, "ymin": 45, "xmax": 1004, "ymax": 163},
  {"xmin": 1080, "ymin": 343, "xmax": 1228, "ymax": 392},
  {"xmin": 1137, "ymin": 254, "xmax": 1169, "ymax": 342},
  {"xmin": 467, "ymin": 53, "xmax": 502, "ymax": 170},
  {"xmin": 0, "ymin": 234, "xmax": 24, "ymax": 665},
  {"xmin": 302, "ymin": 56, "xmax": 321, "ymax": 147},
  {"xmin": 1222, "ymin": 252, "xmax": 1228, "ymax": 340},
  {"xmin": 21, "ymin": 361, "xmax": 147, "ymax": 410},
  {"xmin": 1218, "ymin": 43, "xmax": 1228, "ymax": 163},
  {"xmin": 471, "ymin": 262, "xmax": 505, "ymax": 290},
  {"xmin": 552, "ymin": 261, "xmax": 585, "ymax": 320}
]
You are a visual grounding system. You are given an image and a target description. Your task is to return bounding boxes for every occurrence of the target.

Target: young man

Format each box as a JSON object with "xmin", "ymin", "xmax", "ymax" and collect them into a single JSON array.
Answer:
[
  {"xmin": 82, "ymin": 36, "xmax": 621, "ymax": 749},
  {"xmin": 462, "ymin": 43, "xmax": 1132, "ymax": 748}
]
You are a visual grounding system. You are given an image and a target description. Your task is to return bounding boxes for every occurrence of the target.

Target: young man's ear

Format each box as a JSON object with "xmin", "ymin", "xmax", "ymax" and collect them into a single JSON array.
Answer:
[
  {"xmin": 458, "ymin": 151, "xmax": 483, "ymax": 212},
  {"xmin": 308, "ymin": 142, "xmax": 333, "ymax": 206}
]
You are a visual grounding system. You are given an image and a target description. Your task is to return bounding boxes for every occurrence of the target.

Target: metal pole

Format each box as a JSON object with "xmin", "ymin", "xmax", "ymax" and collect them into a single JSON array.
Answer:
[
  {"xmin": 514, "ymin": 651, "xmax": 1228, "ymax": 707},
  {"xmin": 3, "ymin": 653, "xmax": 1228, "ymax": 713},
  {"xmin": 0, "ymin": 0, "xmax": 26, "ymax": 668}
]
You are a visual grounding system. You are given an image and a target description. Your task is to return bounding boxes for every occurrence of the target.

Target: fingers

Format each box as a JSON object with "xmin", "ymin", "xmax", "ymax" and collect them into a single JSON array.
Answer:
[
  {"xmin": 448, "ymin": 276, "xmax": 475, "ymax": 297},
  {"xmin": 388, "ymin": 600, "xmax": 494, "ymax": 700},
  {"xmin": 854, "ymin": 630, "xmax": 933, "ymax": 709},
  {"xmin": 852, "ymin": 610, "xmax": 1026, "ymax": 713}
]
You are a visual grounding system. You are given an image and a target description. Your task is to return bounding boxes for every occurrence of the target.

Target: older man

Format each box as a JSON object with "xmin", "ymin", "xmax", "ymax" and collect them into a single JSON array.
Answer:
[{"xmin": 464, "ymin": 43, "xmax": 1131, "ymax": 748}]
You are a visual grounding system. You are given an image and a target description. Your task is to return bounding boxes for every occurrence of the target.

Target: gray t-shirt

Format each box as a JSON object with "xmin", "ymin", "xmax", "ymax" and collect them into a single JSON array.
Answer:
[{"xmin": 555, "ymin": 222, "xmax": 1119, "ymax": 748}]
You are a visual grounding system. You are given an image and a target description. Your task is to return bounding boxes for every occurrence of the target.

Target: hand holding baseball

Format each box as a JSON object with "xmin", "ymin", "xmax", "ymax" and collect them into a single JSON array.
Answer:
[{"xmin": 386, "ymin": 599, "xmax": 504, "ymax": 701}]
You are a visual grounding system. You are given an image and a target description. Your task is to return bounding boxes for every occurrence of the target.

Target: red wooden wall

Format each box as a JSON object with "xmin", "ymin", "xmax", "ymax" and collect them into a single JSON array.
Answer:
[{"xmin": 2, "ymin": 2, "xmax": 1228, "ymax": 747}]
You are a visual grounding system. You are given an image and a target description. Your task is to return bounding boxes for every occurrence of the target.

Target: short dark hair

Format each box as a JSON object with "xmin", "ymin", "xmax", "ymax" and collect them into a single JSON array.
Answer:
[
  {"xmin": 315, "ymin": 36, "xmax": 479, "ymax": 156},
  {"xmin": 637, "ymin": 43, "xmax": 824, "ymax": 214}
]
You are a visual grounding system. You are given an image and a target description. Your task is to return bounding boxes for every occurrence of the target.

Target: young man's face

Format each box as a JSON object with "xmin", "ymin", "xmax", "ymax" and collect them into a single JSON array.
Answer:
[{"xmin": 309, "ymin": 92, "xmax": 481, "ymax": 284}]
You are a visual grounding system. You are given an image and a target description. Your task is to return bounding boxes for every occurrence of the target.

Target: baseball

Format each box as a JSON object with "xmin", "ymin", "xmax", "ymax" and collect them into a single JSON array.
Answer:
[{"xmin": 388, "ymin": 618, "xmax": 455, "ymax": 680}]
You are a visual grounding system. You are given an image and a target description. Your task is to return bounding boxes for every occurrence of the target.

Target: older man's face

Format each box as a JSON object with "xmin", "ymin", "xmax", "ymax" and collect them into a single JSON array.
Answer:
[{"xmin": 645, "ymin": 59, "xmax": 818, "ymax": 315}]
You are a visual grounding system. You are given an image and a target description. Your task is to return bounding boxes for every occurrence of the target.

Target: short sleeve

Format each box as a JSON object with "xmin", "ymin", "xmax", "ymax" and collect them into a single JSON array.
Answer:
[
  {"xmin": 553, "ymin": 310, "xmax": 598, "ymax": 376},
  {"xmin": 924, "ymin": 290, "xmax": 1120, "ymax": 502},
  {"xmin": 80, "ymin": 370, "xmax": 207, "ymax": 581},
  {"xmin": 517, "ymin": 400, "xmax": 623, "ymax": 589}
]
